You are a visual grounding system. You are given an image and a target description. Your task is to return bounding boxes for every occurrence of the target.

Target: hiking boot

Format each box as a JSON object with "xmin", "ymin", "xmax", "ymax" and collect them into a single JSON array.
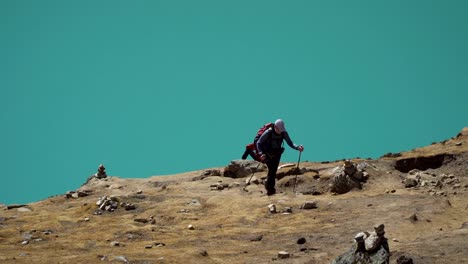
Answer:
[{"xmin": 266, "ymin": 188, "xmax": 276, "ymax": 196}]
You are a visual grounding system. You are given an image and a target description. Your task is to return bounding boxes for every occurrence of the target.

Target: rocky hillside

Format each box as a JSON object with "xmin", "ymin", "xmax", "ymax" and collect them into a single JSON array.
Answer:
[{"xmin": 1, "ymin": 128, "xmax": 467, "ymax": 264}]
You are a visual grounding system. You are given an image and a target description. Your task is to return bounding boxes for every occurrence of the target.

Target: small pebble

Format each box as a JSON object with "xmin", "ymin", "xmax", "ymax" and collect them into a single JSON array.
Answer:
[{"xmin": 278, "ymin": 251, "xmax": 290, "ymax": 259}]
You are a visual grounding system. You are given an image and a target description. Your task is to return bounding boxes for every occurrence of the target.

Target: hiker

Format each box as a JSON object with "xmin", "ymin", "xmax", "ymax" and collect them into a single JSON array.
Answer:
[{"xmin": 256, "ymin": 119, "xmax": 304, "ymax": 195}]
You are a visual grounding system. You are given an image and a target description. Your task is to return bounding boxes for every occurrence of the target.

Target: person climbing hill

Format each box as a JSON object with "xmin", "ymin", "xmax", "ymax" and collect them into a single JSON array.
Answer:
[{"xmin": 244, "ymin": 119, "xmax": 304, "ymax": 195}]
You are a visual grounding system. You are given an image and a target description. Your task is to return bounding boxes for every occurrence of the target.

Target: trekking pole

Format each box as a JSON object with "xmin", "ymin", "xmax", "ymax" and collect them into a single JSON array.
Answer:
[
  {"xmin": 293, "ymin": 151, "xmax": 302, "ymax": 193},
  {"xmin": 246, "ymin": 162, "xmax": 262, "ymax": 186}
]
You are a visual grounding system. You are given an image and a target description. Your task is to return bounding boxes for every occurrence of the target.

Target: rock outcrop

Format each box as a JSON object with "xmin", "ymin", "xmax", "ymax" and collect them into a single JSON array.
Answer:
[{"xmin": 223, "ymin": 160, "xmax": 266, "ymax": 178}]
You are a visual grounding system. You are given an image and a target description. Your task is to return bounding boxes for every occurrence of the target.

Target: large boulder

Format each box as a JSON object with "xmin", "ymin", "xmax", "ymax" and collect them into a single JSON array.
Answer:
[{"xmin": 223, "ymin": 160, "xmax": 266, "ymax": 178}]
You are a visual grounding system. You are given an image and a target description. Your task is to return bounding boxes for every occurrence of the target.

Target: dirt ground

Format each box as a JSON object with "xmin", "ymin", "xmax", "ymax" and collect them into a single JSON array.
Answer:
[{"xmin": 1, "ymin": 128, "xmax": 467, "ymax": 264}]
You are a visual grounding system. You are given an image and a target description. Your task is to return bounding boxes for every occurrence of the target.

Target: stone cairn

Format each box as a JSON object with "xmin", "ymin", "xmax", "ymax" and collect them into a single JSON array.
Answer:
[
  {"xmin": 82, "ymin": 164, "xmax": 108, "ymax": 187},
  {"xmin": 95, "ymin": 164, "xmax": 107, "ymax": 179},
  {"xmin": 330, "ymin": 160, "xmax": 369, "ymax": 194},
  {"xmin": 332, "ymin": 224, "xmax": 390, "ymax": 264}
]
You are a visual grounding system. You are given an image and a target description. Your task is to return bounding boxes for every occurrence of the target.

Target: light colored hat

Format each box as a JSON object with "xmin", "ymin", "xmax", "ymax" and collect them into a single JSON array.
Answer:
[{"xmin": 274, "ymin": 119, "xmax": 286, "ymax": 133}]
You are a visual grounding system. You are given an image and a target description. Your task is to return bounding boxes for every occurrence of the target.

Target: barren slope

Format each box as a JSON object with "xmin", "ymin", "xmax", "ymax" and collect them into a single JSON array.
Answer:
[{"xmin": 1, "ymin": 128, "xmax": 467, "ymax": 264}]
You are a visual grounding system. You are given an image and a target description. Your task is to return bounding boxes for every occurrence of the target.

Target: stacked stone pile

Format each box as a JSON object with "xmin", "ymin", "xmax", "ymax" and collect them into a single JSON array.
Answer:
[
  {"xmin": 95, "ymin": 164, "xmax": 107, "ymax": 179},
  {"xmin": 330, "ymin": 160, "xmax": 369, "ymax": 194},
  {"xmin": 332, "ymin": 224, "xmax": 390, "ymax": 264},
  {"xmin": 82, "ymin": 164, "xmax": 109, "ymax": 186}
]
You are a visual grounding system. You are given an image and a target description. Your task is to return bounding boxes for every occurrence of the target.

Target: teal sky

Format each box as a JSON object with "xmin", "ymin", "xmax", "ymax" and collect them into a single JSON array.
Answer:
[{"xmin": 1, "ymin": 1, "xmax": 467, "ymax": 204}]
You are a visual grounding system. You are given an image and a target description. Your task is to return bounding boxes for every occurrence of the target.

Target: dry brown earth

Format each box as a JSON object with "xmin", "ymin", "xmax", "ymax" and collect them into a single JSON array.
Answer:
[{"xmin": 1, "ymin": 128, "xmax": 467, "ymax": 264}]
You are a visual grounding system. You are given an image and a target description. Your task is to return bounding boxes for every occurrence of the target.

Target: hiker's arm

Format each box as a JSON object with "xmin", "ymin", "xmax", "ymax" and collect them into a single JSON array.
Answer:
[
  {"xmin": 256, "ymin": 129, "xmax": 271, "ymax": 155},
  {"xmin": 283, "ymin": 132, "xmax": 300, "ymax": 150}
]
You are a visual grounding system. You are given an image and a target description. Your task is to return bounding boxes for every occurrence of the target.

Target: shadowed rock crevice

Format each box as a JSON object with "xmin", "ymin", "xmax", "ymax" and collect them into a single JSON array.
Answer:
[{"xmin": 394, "ymin": 154, "xmax": 455, "ymax": 173}]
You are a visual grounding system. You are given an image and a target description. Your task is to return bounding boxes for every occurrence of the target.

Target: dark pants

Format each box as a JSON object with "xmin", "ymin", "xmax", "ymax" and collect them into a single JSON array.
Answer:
[
  {"xmin": 242, "ymin": 145, "xmax": 261, "ymax": 161},
  {"xmin": 242, "ymin": 148, "xmax": 255, "ymax": 160},
  {"xmin": 264, "ymin": 149, "xmax": 283, "ymax": 194}
]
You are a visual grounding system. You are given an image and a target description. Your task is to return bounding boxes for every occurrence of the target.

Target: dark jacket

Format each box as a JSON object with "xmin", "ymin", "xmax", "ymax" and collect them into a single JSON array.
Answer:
[{"xmin": 256, "ymin": 128, "xmax": 298, "ymax": 156}]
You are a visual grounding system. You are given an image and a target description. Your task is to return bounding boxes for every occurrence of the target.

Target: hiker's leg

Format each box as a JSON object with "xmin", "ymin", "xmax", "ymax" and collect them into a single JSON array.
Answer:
[
  {"xmin": 265, "ymin": 155, "xmax": 281, "ymax": 194},
  {"xmin": 242, "ymin": 148, "xmax": 249, "ymax": 159}
]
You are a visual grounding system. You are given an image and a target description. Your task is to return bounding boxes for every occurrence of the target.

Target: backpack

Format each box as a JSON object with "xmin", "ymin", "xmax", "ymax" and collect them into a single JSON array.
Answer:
[
  {"xmin": 244, "ymin": 123, "xmax": 274, "ymax": 161},
  {"xmin": 254, "ymin": 122, "xmax": 274, "ymax": 144}
]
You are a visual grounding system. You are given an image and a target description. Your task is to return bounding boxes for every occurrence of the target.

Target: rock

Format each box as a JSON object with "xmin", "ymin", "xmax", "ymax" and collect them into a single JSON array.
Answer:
[
  {"xmin": 154, "ymin": 242, "xmax": 166, "ymax": 247},
  {"xmin": 136, "ymin": 190, "xmax": 143, "ymax": 194},
  {"xmin": 78, "ymin": 191, "xmax": 89, "ymax": 197},
  {"xmin": 122, "ymin": 203, "xmax": 136, "ymax": 211},
  {"xmin": 84, "ymin": 217, "xmax": 90, "ymax": 222},
  {"xmin": 344, "ymin": 164, "xmax": 357, "ymax": 175},
  {"xmin": 409, "ymin": 213, "xmax": 418, "ymax": 222},
  {"xmin": 278, "ymin": 251, "xmax": 290, "ymax": 259},
  {"xmin": 246, "ymin": 176, "xmax": 260, "ymax": 185},
  {"xmin": 21, "ymin": 240, "xmax": 29, "ymax": 245},
  {"xmin": 65, "ymin": 191, "xmax": 74, "ymax": 198},
  {"xmin": 362, "ymin": 171, "xmax": 369, "ymax": 179},
  {"xmin": 455, "ymin": 142, "xmax": 462, "ymax": 146},
  {"xmin": 187, "ymin": 199, "xmax": 202, "ymax": 206},
  {"xmin": 330, "ymin": 174, "xmax": 362, "ymax": 194},
  {"xmin": 109, "ymin": 184, "xmax": 123, "ymax": 189},
  {"xmin": 203, "ymin": 169, "xmax": 221, "ymax": 176},
  {"xmin": 353, "ymin": 171, "xmax": 364, "ymax": 180},
  {"xmin": 404, "ymin": 178, "xmax": 418, "ymax": 188},
  {"xmin": 354, "ymin": 232, "xmax": 368, "ymax": 253},
  {"xmin": 7, "ymin": 204, "xmax": 28, "ymax": 210},
  {"xmin": 268, "ymin": 204, "xmax": 277, "ymax": 214},
  {"xmin": 297, "ymin": 237, "xmax": 306, "ymax": 244},
  {"xmin": 382, "ymin": 152, "xmax": 401, "ymax": 158},
  {"xmin": 300, "ymin": 201, "xmax": 317, "ymax": 210},
  {"xmin": 199, "ymin": 250, "xmax": 209, "ymax": 256},
  {"xmin": 396, "ymin": 255, "xmax": 414, "ymax": 264},
  {"xmin": 210, "ymin": 183, "xmax": 224, "ymax": 191},
  {"xmin": 223, "ymin": 160, "xmax": 265, "ymax": 178},
  {"xmin": 282, "ymin": 207, "xmax": 293, "ymax": 214},
  {"xmin": 71, "ymin": 191, "xmax": 88, "ymax": 198},
  {"xmin": 17, "ymin": 207, "xmax": 32, "ymax": 212},
  {"xmin": 364, "ymin": 233, "xmax": 381, "ymax": 252},
  {"xmin": 229, "ymin": 182, "xmax": 241, "ymax": 188},
  {"xmin": 249, "ymin": 235, "xmax": 263, "ymax": 241},
  {"xmin": 134, "ymin": 218, "xmax": 148, "ymax": 224},
  {"xmin": 111, "ymin": 241, "xmax": 120, "ymax": 246},
  {"xmin": 42, "ymin": 230, "xmax": 53, "ymax": 235},
  {"xmin": 188, "ymin": 225, "xmax": 195, "ymax": 230},
  {"xmin": 113, "ymin": 256, "xmax": 128, "ymax": 263},
  {"xmin": 145, "ymin": 244, "xmax": 153, "ymax": 249}
]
